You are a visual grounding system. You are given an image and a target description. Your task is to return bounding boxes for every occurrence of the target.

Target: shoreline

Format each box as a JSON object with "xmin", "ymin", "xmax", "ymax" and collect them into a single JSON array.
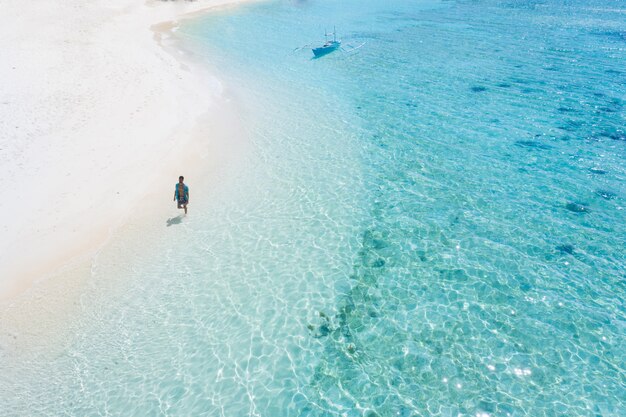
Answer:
[{"xmin": 0, "ymin": 0, "xmax": 260, "ymax": 303}]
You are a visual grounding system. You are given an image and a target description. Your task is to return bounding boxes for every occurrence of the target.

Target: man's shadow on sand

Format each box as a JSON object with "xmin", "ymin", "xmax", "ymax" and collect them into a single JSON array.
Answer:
[{"xmin": 166, "ymin": 215, "xmax": 184, "ymax": 227}]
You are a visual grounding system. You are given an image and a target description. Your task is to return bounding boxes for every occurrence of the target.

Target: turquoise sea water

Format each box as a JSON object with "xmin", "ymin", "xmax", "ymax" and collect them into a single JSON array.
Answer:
[{"xmin": 2, "ymin": 0, "xmax": 625, "ymax": 415}]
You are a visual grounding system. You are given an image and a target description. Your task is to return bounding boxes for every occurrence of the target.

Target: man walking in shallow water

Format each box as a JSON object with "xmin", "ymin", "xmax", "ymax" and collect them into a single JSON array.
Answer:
[{"xmin": 174, "ymin": 176, "xmax": 189, "ymax": 214}]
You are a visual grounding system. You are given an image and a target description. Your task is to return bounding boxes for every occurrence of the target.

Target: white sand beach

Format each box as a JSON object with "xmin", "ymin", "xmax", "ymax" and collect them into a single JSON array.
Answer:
[{"xmin": 0, "ymin": 0, "xmax": 255, "ymax": 301}]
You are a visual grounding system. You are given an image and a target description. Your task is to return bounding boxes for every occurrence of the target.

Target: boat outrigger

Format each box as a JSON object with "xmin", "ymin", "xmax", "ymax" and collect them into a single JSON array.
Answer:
[{"xmin": 312, "ymin": 28, "xmax": 341, "ymax": 58}]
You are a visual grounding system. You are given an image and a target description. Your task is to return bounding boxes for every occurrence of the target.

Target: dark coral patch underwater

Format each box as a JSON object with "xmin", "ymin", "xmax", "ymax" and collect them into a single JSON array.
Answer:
[
  {"xmin": 565, "ymin": 202, "xmax": 591, "ymax": 213},
  {"xmin": 595, "ymin": 190, "xmax": 617, "ymax": 200},
  {"xmin": 515, "ymin": 140, "xmax": 552, "ymax": 150},
  {"xmin": 588, "ymin": 167, "xmax": 607, "ymax": 175},
  {"xmin": 556, "ymin": 244, "xmax": 575, "ymax": 254}
]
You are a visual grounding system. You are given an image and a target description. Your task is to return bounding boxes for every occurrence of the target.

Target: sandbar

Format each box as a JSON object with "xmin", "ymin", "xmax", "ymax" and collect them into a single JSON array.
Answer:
[{"xmin": 0, "ymin": 0, "xmax": 259, "ymax": 301}]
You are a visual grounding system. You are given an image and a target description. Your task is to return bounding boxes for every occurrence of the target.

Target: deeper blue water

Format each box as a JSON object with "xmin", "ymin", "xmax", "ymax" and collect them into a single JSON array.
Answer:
[{"xmin": 1, "ymin": 0, "xmax": 625, "ymax": 416}]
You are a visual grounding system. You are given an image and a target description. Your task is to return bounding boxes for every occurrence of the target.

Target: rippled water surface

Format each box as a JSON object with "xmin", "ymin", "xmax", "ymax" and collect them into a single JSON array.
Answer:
[{"xmin": 2, "ymin": 0, "xmax": 625, "ymax": 415}]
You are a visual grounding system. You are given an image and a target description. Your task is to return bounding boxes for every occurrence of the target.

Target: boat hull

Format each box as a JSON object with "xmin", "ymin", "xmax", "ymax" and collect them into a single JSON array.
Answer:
[{"xmin": 312, "ymin": 41, "xmax": 340, "ymax": 57}]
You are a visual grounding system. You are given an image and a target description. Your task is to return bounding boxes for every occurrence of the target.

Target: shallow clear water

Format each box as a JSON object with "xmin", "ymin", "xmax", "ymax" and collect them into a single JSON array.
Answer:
[{"xmin": 2, "ymin": 0, "xmax": 625, "ymax": 416}]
